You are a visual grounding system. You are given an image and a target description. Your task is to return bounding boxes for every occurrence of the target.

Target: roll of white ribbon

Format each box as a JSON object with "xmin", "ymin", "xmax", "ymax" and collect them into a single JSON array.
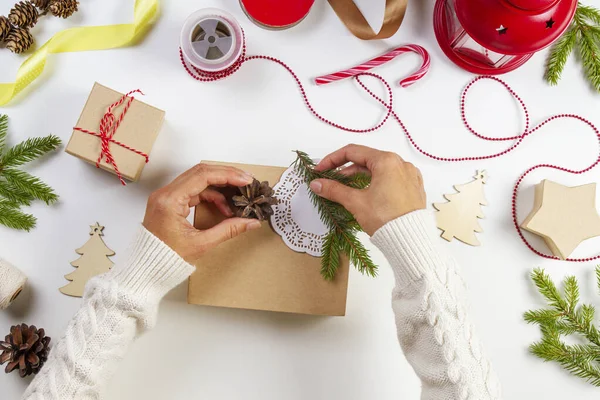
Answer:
[{"xmin": 0, "ymin": 258, "xmax": 27, "ymax": 309}]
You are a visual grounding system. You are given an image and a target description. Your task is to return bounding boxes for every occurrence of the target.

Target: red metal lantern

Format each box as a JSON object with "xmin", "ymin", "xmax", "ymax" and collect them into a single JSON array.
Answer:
[{"xmin": 434, "ymin": 0, "xmax": 578, "ymax": 74}]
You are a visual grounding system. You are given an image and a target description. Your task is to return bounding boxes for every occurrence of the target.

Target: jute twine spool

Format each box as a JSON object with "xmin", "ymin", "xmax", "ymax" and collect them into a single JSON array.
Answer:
[{"xmin": 0, "ymin": 258, "xmax": 27, "ymax": 309}]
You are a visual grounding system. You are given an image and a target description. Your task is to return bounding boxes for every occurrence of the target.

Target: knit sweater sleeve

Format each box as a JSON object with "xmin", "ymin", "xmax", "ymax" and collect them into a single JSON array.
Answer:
[
  {"xmin": 22, "ymin": 226, "xmax": 195, "ymax": 400},
  {"xmin": 371, "ymin": 210, "xmax": 502, "ymax": 400}
]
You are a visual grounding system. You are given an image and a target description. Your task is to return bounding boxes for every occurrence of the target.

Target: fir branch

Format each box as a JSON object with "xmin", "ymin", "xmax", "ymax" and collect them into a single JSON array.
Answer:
[
  {"xmin": 578, "ymin": 25, "xmax": 600, "ymax": 91},
  {"xmin": 0, "ymin": 202, "xmax": 36, "ymax": 232},
  {"xmin": 0, "ymin": 180, "xmax": 33, "ymax": 206},
  {"xmin": 321, "ymin": 231, "xmax": 341, "ymax": 281},
  {"xmin": 545, "ymin": 2, "xmax": 600, "ymax": 91},
  {"xmin": 525, "ymin": 267, "xmax": 600, "ymax": 386},
  {"xmin": 292, "ymin": 150, "xmax": 377, "ymax": 280},
  {"xmin": 0, "ymin": 135, "xmax": 61, "ymax": 168},
  {"xmin": 0, "ymin": 115, "xmax": 60, "ymax": 231},
  {"xmin": 578, "ymin": 3, "xmax": 600, "ymax": 25},
  {"xmin": 545, "ymin": 27, "xmax": 578, "ymax": 85},
  {"xmin": 2, "ymin": 168, "xmax": 58, "ymax": 205}
]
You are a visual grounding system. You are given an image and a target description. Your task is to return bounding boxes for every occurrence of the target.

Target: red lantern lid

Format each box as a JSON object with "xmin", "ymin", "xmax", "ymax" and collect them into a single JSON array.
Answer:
[{"xmin": 455, "ymin": 0, "xmax": 577, "ymax": 55}]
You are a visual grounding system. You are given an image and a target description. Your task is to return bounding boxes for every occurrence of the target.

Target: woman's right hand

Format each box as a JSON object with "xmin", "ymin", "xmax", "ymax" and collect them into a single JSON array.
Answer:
[{"xmin": 310, "ymin": 144, "xmax": 426, "ymax": 236}]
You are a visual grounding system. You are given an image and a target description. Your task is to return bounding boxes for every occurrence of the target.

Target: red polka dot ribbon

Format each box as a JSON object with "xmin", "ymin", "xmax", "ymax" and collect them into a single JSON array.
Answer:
[
  {"xmin": 73, "ymin": 90, "xmax": 149, "ymax": 186},
  {"xmin": 180, "ymin": 35, "xmax": 600, "ymax": 262}
]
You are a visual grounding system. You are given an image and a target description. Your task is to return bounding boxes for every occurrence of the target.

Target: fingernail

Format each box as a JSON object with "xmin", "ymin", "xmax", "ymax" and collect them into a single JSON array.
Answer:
[
  {"xmin": 310, "ymin": 180, "xmax": 322, "ymax": 193},
  {"xmin": 225, "ymin": 207, "xmax": 234, "ymax": 217},
  {"xmin": 247, "ymin": 221, "xmax": 262, "ymax": 230},
  {"xmin": 242, "ymin": 173, "xmax": 254, "ymax": 183}
]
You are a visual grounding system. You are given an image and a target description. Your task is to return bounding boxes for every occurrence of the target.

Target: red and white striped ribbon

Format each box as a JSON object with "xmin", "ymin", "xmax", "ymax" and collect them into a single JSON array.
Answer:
[
  {"xmin": 314, "ymin": 44, "xmax": 430, "ymax": 88},
  {"xmin": 74, "ymin": 90, "xmax": 149, "ymax": 186}
]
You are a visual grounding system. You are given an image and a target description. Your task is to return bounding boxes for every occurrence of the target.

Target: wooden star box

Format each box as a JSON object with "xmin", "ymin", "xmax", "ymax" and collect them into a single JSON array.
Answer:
[{"xmin": 521, "ymin": 180, "xmax": 600, "ymax": 259}]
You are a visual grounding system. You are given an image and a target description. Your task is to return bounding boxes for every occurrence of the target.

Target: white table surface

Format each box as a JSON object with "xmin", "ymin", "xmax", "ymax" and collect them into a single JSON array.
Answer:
[{"xmin": 2, "ymin": 0, "xmax": 600, "ymax": 398}]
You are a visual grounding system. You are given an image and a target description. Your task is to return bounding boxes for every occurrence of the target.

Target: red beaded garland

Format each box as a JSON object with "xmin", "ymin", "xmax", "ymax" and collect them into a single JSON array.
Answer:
[{"xmin": 180, "ymin": 36, "xmax": 600, "ymax": 262}]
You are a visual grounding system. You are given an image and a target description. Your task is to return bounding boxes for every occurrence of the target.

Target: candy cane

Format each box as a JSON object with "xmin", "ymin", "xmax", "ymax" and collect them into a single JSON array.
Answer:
[{"xmin": 314, "ymin": 44, "xmax": 431, "ymax": 88}]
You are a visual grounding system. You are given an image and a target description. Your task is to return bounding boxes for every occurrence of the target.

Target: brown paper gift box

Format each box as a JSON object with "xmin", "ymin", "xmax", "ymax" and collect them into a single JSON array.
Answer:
[
  {"xmin": 65, "ymin": 83, "xmax": 165, "ymax": 182},
  {"xmin": 188, "ymin": 162, "xmax": 350, "ymax": 316}
]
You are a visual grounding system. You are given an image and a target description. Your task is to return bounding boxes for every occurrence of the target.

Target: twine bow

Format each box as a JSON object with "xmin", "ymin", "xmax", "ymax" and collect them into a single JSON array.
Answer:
[{"xmin": 73, "ymin": 89, "xmax": 149, "ymax": 186}]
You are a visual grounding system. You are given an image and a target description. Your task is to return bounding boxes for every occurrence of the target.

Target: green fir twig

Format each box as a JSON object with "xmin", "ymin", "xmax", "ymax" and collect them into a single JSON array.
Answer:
[
  {"xmin": 0, "ymin": 114, "xmax": 61, "ymax": 231},
  {"xmin": 292, "ymin": 150, "xmax": 377, "ymax": 280},
  {"xmin": 545, "ymin": 3, "xmax": 600, "ymax": 91},
  {"xmin": 524, "ymin": 267, "xmax": 600, "ymax": 386}
]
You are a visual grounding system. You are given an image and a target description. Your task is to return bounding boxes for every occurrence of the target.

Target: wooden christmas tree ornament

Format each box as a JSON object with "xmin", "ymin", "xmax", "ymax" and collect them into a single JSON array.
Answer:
[
  {"xmin": 60, "ymin": 223, "xmax": 115, "ymax": 297},
  {"xmin": 521, "ymin": 180, "xmax": 600, "ymax": 260},
  {"xmin": 434, "ymin": 170, "xmax": 488, "ymax": 246},
  {"xmin": 239, "ymin": 0, "xmax": 314, "ymax": 30}
]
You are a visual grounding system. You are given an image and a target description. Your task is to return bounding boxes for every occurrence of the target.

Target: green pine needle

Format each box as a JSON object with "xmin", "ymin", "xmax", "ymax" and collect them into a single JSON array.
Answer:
[
  {"xmin": 0, "ymin": 135, "xmax": 61, "ymax": 168},
  {"xmin": 545, "ymin": 2, "xmax": 600, "ymax": 91},
  {"xmin": 0, "ymin": 202, "xmax": 36, "ymax": 232},
  {"xmin": 0, "ymin": 180, "xmax": 33, "ymax": 206},
  {"xmin": 525, "ymin": 267, "xmax": 600, "ymax": 386},
  {"xmin": 578, "ymin": 4, "xmax": 600, "ymax": 25},
  {"xmin": 0, "ymin": 114, "xmax": 61, "ymax": 231},
  {"xmin": 292, "ymin": 150, "xmax": 377, "ymax": 280},
  {"xmin": 321, "ymin": 231, "xmax": 341, "ymax": 281},
  {"xmin": 545, "ymin": 27, "xmax": 578, "ymax": 85},
  {"xmin": 578, "ymin": 26, "xmax": 600, "ymax": 91},
  {"xmin": 2, "ymin": 168, "xmax": 58, "ymax": 205}
]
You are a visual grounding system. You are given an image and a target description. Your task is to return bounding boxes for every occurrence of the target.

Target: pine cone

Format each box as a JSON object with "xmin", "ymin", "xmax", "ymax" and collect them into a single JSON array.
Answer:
[
  {"xmin": 5, "ymin": 27, "xmax": 34, "ymax": 54},
  {"xmin": 0, "ymin": 324, "xmax": 51, "ymax": 377},
  {"xmin": 30, "ymin": 0, "xmax": 50, "ymax": 9},
  {"xmin": 49, "ymin": 0, "xmax": 78, "ymax": 19},
  {"xmin": 0, "ymin": 16, "xmax": 11, "ymax": 42},
  {"xmin": 232, "ymin": 179, "xmax": 278, "ymax": 221},
  {"xmin": 8, "ymin": 1, "xmax": 38, "ymax": 28}
]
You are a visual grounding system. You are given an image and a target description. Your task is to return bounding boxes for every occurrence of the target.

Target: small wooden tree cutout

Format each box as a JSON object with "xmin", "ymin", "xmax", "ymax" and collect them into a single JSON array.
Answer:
[
  {"xmin": 59, "ymin": 223, "xmax": 115, "ymax": 297},
  {"xmin": 433, "ymin": 170, "xmax": 488, "ymax": 246}
]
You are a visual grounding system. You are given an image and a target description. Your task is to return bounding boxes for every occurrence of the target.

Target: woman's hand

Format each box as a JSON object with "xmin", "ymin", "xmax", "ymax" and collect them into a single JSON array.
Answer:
[
  {"xmin": 310, "ymin": 144, "xmax": 426, "ymax": 236},
  {"xmin": 143, "ymin": 164, "xmax": 262, "ymax": 263}
]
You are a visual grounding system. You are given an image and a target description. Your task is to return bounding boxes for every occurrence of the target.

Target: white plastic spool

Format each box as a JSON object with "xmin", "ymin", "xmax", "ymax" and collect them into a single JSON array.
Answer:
[{"xmin": 180, "ymin": 8, "xmax": 244, "ymax": 72}]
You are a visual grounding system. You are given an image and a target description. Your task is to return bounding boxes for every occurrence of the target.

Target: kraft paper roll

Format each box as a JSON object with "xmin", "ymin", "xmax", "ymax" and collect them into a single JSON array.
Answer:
[{"xmin": 0, "ymin": 258, "xmax": 27, "ymax": 309}]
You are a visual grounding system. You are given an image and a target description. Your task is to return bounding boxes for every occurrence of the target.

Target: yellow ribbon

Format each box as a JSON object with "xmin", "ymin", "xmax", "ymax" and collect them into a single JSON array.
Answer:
[{"xmin": 0, "ymin": 0, "xmax": 159, "ymax": 106}]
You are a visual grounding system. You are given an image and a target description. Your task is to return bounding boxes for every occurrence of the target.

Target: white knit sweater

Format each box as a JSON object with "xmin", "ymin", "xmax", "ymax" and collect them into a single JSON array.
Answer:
[{"xmin": 22, "ymin": 210, "xmax": 501, "ymax": 399}]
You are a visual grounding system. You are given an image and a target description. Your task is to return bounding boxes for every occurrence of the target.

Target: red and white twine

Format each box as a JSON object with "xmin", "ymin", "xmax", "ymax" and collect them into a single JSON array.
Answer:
[
  {"xmin": 180, "ymin": 35, "xmax": 600, "ymax": 262},
  {"xmin": 73, "ymin": 90, "xmax": 149, "ymax": 186}
]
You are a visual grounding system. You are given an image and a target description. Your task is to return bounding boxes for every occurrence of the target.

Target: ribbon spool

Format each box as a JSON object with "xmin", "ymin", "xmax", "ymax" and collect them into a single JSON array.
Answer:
[
  {"xmin": 180, "ymin": 8, "xmax": 244, "ymax": 73},
  {"xmin": 239, "ymin": 0, "xmax": 315, "ymax": 30},
  {"xmin": 0, "ymin": 258, "xmax": 27, "ymax": 310}
]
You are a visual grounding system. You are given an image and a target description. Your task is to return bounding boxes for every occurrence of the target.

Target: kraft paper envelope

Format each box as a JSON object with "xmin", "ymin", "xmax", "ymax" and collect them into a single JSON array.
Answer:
[{"xmin": 188, "ymin": 161, "xmax": 349, "ymax": 316}]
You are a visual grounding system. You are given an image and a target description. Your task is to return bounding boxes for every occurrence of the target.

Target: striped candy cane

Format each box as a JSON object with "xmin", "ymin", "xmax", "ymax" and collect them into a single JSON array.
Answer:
[{"xmin": 315, "ymin": 44, "xmax": 430, "ymax": 88}]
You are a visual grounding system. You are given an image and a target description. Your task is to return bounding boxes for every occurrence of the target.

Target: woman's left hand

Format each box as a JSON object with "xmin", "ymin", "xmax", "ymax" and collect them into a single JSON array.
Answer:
[{"xmin": 143, "ymin": 163, "xmax": 262, "ymax": 263}]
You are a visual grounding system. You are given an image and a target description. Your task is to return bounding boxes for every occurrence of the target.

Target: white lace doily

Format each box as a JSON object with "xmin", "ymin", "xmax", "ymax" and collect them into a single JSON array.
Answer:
[{"xmin": 270, "ymin": 165, "xmax": 328, "ymax": 257}]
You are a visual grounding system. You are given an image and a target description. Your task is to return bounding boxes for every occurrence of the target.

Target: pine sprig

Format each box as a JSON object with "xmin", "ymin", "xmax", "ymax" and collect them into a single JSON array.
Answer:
[
  {"xmin": 524, "ymin": 267, "xmax": 600, "ymax": 386},
  {"xmin": 545, "ymin": 2, "xmax": 600, "ymax": 91},
  {"xmin": 292, "ymin": 150, "xmax": 376, "ymax": 280},
  {"xmin": 545, "ymin": 27, "xmax": 578, "ymax": 85},
  {"xmin": 0, "ymin": 201, "xmax": 36, "ymax": 232},
  {"xmin": 0, "ymin": 135, "xmax": 61, "ymax": 168},
  {"xmin": 3, "ymin": 168, "xmax": 58, "ymax": 205},
  {"xmin": 0, "ymin": 114, "xmax": 61, "ymax": 231},
  {"xmin": 0, "ymin": 180, "xmax": 33, "ymax": 206}
]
